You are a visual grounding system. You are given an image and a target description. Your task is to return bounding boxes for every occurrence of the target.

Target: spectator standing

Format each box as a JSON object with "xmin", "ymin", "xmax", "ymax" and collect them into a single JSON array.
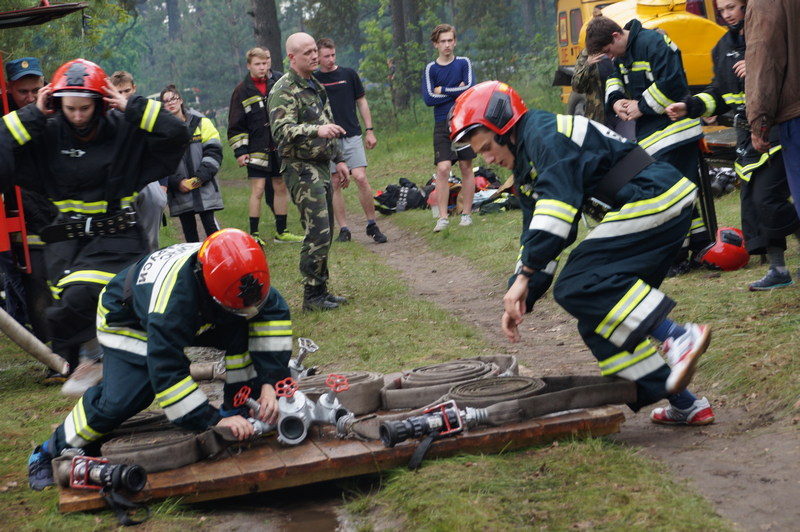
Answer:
[
  {"xmin": 586, "ymin": 17, "xmax": 710, "ymax": 272},
  {"xmin": 5, "ymin": 58, "xmax": 189, "ymax": 381},
  {"xmin": 1, "ymin": 57, "xmax": 54, "ymax": 345},
  {"xmin": 745, "ymin": 0, "xmax": 800, "ymax": 219},
  {"xmin": 160, "ymin": 85, "xmax": 224, "ymax": 243},
  {"xmin": 111, "ymin": 71, "xmax": 168, "ymax": 252},
  {"xmin": 422, "ymin": 24, "xmax": 476, "ymax": 233},
  {"xmin": 228, "ymin": 48, "xmax": 303, "ymax": 246},
  {"xmin": 268, "ymin": 32, "xmax": 349, "ymax": 312},
  {"xmin": 315, "ymin": 38, "xmax": 387, "ymax": 244},
  {"xmin": 450, "ymin": 81, "xmax": 715, "ymax": 427},
  {"xmin": 667, "ymin": 0, "xmax": 800, "ymax": 290}
]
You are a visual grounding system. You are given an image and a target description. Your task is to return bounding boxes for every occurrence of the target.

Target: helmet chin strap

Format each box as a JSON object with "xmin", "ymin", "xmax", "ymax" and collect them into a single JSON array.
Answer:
[{"xmin": 494, "ymin": 129, "xmax": 516, "ymax": 154}]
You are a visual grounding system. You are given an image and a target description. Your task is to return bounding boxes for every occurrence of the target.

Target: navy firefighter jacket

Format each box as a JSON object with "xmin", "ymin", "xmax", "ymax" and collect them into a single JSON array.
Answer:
[
  {"xmin": 512, "ymin": 111, "xmax": 697, "ymax": 275},
  {"xmin": 96, "ymin": 243, "xmax": 293, "ymax": 431},
  {"xmin": 604, "ymin": 19, "xmax": 703, "ymax": 156}
]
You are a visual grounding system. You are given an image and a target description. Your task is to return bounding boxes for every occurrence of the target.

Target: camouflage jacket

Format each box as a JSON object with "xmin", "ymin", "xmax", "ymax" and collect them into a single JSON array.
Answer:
[
  {"xmin": 571, "ymin": 48, "xmax": 605, "ymax": 124},
  {"xmin": 267, "ymin": 68, "xmax": 344, "ymax": 164}
]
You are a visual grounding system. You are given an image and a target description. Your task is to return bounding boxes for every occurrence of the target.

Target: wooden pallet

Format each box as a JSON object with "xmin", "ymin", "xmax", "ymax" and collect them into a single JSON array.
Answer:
[{"xmin": 58, "ymin": 405, "xmax": 625, "ymax": 513}]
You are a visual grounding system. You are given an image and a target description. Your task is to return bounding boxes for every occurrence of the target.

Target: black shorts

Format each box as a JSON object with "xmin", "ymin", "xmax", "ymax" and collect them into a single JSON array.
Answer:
[
  {"xmin": 433, "ymin": 121, "xmax": 475, "ymax": 164},
  {"xmin": 247, "ymin": 151, "xmax": 282, "ymax": 179}
]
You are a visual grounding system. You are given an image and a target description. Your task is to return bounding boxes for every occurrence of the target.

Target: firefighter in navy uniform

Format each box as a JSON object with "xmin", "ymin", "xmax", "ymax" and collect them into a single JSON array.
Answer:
[
  {"xmin": 27, "ymin": 229, "xmax": 293, "ymax": 490},
  {"xmin": 586, "ymin": 16, "xmax": 711, "ymax": 271},
  {"xmin": 666, "ymin": 0, "xmax": 800, "ymax": 291},
  {"xmin": 4, "ymin": 58, "xmax": 190, "ymax": 379},
  {"xmin": 450, "ymin": 81, "xmax": 716, "ymax": 427}
]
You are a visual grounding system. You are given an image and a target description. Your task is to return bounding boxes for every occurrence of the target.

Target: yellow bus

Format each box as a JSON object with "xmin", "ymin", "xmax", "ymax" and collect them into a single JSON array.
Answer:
[{"xmin": 555, "ymin": 0, "xmax": 726, "ymax": 109}]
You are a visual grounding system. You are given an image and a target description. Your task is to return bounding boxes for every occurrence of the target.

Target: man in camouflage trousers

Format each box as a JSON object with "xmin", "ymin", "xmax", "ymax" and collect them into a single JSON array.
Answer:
[{"xmin": 268, "ymin": 32, "xmax": 350, "ymax": 311}]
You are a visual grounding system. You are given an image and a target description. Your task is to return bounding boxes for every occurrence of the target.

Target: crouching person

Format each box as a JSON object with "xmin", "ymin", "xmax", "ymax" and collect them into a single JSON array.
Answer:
[
  {"xmin": 28, "ymin": 229, "xmax": 292, "ymax": 490},
  {"xmin": 449, "ymin": 81, "xmax": 715, "ymax": 426}
]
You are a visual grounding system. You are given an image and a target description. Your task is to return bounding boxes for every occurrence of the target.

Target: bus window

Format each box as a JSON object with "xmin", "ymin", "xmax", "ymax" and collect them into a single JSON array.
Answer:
[
  {"xmin": 569, "ymin": 9, "xmax": 582, "ymax": 45},
  {"xmin": 559, "ymin": 11, "xmax": 568, "ymax": 47},
  {"xmin": 687, "ymin": 0, "xmax": 706, "ymax": 16}
]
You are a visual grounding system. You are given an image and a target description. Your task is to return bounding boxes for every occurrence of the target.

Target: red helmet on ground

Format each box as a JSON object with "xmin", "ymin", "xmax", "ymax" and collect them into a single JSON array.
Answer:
[
  {"xmin": 449, "ymin": 80, "xmax": 528, "ymax": 149},
  {"xmin": 198, "ymin": 229, "xmax": 270, "ymax": 318},
  {"xmin": 50, "ymin": 58, "xmax": 108, "ymax": 111},
  {"xmin": 700, "ymin": 227, "xmax": 749, "ymax": 271}
]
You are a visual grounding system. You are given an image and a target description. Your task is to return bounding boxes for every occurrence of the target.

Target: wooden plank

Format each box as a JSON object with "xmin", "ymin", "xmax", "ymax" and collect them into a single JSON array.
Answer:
[{"xmin": 58, "ymin": 406, "xmax": 624, "ymax": 513}]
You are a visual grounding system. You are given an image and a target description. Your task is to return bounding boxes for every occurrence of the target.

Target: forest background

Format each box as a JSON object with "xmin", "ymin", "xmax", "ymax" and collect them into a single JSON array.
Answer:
[{"xmin": 0, "ymin": 0, "xmax": 557, "ymax": 124}]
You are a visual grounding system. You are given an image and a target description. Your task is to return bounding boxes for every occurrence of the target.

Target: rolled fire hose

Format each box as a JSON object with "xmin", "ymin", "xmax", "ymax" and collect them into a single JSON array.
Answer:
[
  {"xmin": 299, "ymin": 371, "xmax": 384, "ymax": 415},
  {"xmin": 0, "ymin": 304, "xmax": 69, "ymax": 374},
  {"xmin": 341, "ymin": 375, "xmax": 636, "ymax": 441},
  {"xmin": 381, "ymin": 355, "xmax": 518, "ymax": 410}
]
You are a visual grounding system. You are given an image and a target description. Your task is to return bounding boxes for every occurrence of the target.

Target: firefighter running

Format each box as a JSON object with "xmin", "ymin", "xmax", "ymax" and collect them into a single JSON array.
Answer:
[{"xmin": 449, "ymin": 81, "xmax": 715, "ymax": 426}]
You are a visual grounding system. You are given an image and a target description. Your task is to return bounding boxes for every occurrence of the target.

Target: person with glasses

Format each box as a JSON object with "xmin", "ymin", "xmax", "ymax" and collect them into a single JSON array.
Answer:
[{"xmin": 160, "ymin": 85, "xmax": 224, "ymax": 243}]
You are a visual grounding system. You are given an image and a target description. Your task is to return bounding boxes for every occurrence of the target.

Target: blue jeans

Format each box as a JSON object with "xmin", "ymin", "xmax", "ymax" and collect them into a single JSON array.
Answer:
[{"xmin": 779, "ymin": 117, "xmax": 800, "ymax": 218}]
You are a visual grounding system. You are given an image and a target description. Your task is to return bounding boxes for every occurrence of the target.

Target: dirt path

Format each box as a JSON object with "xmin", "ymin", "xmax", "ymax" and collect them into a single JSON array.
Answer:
[{"xmin": 356, "ymin": 216, "xmax": 800, "ymax": 532}]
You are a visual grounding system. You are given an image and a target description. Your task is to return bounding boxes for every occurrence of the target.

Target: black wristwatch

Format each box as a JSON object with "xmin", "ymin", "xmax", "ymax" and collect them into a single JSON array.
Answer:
[{"xmin": 517, "ymin": 268, "xmax": 535, "ymax": 279}]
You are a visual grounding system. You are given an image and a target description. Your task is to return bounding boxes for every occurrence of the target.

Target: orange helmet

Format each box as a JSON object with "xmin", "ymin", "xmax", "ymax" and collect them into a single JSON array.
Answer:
[
  {"xmin": 198, "ymin": 229, "xmax": 271, "ymax": 318},
  {"xmin": 449, "ymin": 80, "xmax": 527, "ymax": 149},
  {"xmin": 699, "ymin": 227, "xmax": 749, "ymax": 271},
  {"xmin": 50, "ymin": 59, "xmax": 108, "ymax": 112}
]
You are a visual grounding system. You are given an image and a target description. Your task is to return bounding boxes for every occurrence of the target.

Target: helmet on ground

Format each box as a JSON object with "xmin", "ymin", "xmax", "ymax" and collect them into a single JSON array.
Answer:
[
  {"xmin": 699, "ymin": 227, "xmax": 749, "ymax": 271},
  {"xmin": 449, "ymin": 80, "xmax": 527, "ymax": 150},
  {"xmin": 198, "ymin": 228, "xmax": 270, "ymax": 318},
  {"xmin": 50, "ymin": 59, "xmax": 108, "ymax": 112}
]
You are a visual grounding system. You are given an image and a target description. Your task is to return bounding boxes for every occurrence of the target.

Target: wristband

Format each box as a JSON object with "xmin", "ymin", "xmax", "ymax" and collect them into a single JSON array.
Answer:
[
  {"xmin": 218, "ymin": 405, "xmax": 243, "ymax": 418},
  {"xmin": 517, "ymin": 268, "xmax": 535, "ymax": 279},
  {"xmin": 365, "ymin": 127, "xmax": 374, "ymax": 131}
]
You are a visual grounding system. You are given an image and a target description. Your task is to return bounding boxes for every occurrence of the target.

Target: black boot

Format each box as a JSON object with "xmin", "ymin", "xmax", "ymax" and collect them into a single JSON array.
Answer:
[
  {"xmin": 303, "ymin": 284, "xmax": 339, "ymax": 311},
  {"xmin": 322, "ymin": 283, "xmax": 348, "ymax": 305}
]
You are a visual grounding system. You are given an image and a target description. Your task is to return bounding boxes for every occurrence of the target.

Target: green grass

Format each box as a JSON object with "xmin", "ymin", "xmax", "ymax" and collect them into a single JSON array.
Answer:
[
  {"xmin": 2, "ymin": 78, "xmax": 790, "ymax": 528},
  {"xmin": 346, "ymin": 439, "xmax": 731, "ymax": 531}
]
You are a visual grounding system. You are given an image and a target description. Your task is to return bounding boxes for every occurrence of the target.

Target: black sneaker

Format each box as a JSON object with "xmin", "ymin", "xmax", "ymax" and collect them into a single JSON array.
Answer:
[
  {"xmin": 336, "ymin": 228, "xmax": 352, "ymax": 242},
  {"xmin": 28, "ymin": 445, "xmax": 54, "ymax": 491},
  {"xmin": 43, "ymin": 370, "xmax": 68, "ymax": 385},
  {"xmin": 366, "ymin": 223, "xmax": 387, "ymax": 243}
]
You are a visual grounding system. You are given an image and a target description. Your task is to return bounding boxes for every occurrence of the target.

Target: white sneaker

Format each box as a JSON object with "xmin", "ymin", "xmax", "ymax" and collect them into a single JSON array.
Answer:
[
  {"xmin": 61, "ymin": 359, "xmax": 103, "ymax": 397},
  {"xmin": 433, "ymin": 218, "xmax": 449, "ymax": 232},
  {"xmin": 663, "ymin": 323, "xmax": 711, "ymax": 394},
  {"xmin": 459, "ymin": 214, "xmax": 473, "ymax": 227}
]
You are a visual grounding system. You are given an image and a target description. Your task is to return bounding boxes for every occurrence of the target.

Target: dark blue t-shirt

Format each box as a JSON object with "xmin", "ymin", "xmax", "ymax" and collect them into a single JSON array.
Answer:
[
  {"xmin": 315, "ymin": 66, "xmax": 365, "ymax": 138},
  {"xmin": 422, "ymin": 56, "xmax": 474, "ymax": 122}
]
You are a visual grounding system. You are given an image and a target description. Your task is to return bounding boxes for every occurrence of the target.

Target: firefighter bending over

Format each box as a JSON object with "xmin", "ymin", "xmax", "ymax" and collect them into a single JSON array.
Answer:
[
  {"xmin": 27, "ymin": 229, "xmax": 293, "ymax": 490},
  {"xmin": 449, "ymin": 81, "xmax": 715, "ymax": 427}
]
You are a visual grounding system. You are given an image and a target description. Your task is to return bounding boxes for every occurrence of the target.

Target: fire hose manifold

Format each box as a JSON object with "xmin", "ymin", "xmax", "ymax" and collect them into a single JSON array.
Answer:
[{"xmin": 232, "ymin": 374, "xmax": 353, "ymax": 446}]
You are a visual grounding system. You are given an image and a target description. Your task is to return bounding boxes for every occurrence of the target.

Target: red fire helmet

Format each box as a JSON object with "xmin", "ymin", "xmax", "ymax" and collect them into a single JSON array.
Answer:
[
  {"xmin": 700, "ymin": 226, "xmax": 749, "ymax": 271},
  {"xmin": 198, "ymin": 229, "xmax": 270, "ymax": 318},
  {"xmin": 449, "ymin": 80, "xmax": 528, "ymax": 149}
]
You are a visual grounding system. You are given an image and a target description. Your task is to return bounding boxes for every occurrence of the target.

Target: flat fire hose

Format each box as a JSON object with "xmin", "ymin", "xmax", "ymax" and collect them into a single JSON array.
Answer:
[
  {"xmin": 340, "ymin": 375, "xmax": 636, "ymax": 441},
  {"xmin": 50, "ymin": 411, "xmax": 243, "ymax": 475},
  {"xmin": 299, "ymin": 371, "xmax": 384, "ymax": 415},
  {"xmin": 381, "ymin": 355, "xmax": 518, "ymax": 410}
]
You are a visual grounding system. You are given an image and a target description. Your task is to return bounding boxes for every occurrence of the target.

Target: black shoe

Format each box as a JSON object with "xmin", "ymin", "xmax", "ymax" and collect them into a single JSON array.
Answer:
[
  {"xmin": 28, "ymin": 445, "xmax": 54, "ymax": 491},
  {"xmin": 43, "ymin": 370, "xmax": 68, "ymax": 385},
  {"xmin": 303, "ymin": 285, "xmax": 339, "ymax": 311},
  {"xmin": 325, "ymin": 292, "xmax": 348, "ymax": 305},
  {"xmin": 336, "ymin": 228, "xmax": 352, "ymax": 242},
  {"xmin": 666, "ymin": 260, "xmax": 691, "ymax": 278},
  {"xmin": 366, "ymin": 223, "xmax": 387, "ymax": 243}
]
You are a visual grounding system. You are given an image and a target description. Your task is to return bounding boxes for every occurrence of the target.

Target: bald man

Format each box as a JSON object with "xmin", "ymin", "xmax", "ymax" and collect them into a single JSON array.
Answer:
[{"xmin": 267, "ymin": 33, "xmax": 349, "ymax": 311}]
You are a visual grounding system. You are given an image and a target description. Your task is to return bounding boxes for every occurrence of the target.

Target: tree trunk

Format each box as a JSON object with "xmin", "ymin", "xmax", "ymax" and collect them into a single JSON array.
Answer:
[
  {"xmin": 166, "ymin": 0, "xmax": 181, "ymax": 41},
  {"xmin": 390, "ymin": 0, "xmax": 409, "ymax": 111},
  {"xmin": 251, "ymin": 0, "xmax": 283, "ymax": 68}
]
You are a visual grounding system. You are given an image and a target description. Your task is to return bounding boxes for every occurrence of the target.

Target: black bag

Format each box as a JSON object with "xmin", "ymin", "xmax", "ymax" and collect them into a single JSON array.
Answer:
[{"xmin": 374, "ymin": 179, "xmax": 427, "ymax": 215}]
